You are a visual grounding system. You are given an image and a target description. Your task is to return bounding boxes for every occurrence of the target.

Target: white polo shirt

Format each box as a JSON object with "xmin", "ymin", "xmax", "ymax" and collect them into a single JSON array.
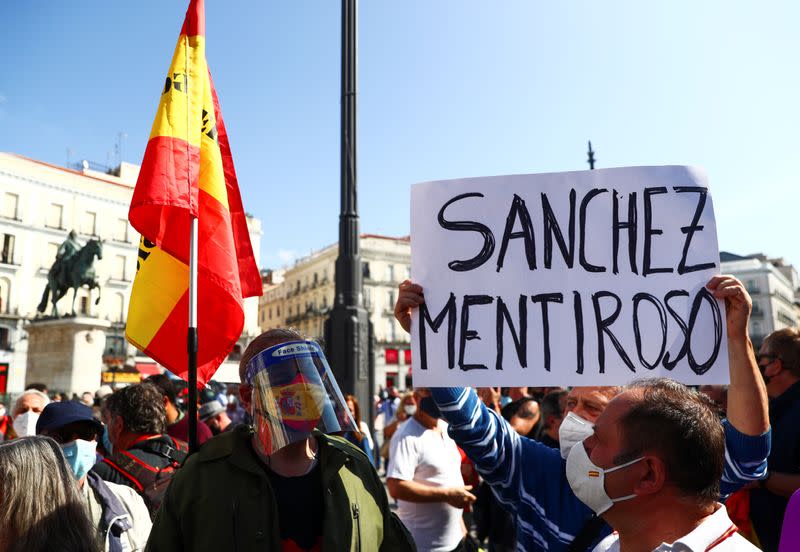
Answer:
[
  {"xmin": 592, "ymin": 504, "xmax": 759, "ymax": 552},
  {"xmin": 387, "ymin": 417, "xmax": 464, "ymax": 552}
]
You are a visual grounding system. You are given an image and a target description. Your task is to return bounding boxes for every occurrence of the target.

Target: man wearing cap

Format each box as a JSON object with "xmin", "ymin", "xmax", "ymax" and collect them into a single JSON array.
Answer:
[
  {"xmin": 199, "ymin": 400, "xmax": 233, "ymax": 435},
  {"xmin": 147, "ymin": 328, "xmax": 415, "ymax": 552},
  {"xmin": 37, "ymin": 400, "xmax": 152, "ymax": 551}
]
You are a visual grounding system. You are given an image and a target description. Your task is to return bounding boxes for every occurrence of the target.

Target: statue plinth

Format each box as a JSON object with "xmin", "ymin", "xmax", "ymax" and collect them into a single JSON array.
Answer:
[{"xmin": 26, "ymin": 317, "xmax": 111, "ymax": 396}]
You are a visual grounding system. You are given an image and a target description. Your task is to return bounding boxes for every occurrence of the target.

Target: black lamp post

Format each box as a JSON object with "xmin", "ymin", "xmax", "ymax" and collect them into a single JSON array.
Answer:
[{"xmin": 325, "ymin": 0, "xmax": 374, "ymax": 427}]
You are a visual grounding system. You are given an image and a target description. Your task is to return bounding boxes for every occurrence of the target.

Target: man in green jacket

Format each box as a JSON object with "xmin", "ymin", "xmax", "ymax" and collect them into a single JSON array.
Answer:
[{"xmin": 147, "ymin": 328, "xmax": 415, "ymax": 552}]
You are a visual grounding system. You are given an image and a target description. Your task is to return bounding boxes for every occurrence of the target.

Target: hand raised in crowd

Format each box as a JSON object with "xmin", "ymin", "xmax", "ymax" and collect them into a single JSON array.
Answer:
[
  {"xmin": 706, "ymin": 274, "xmax": 769, "ymax": 436},
  {"xmin": 707, "ymin": 274, "xmax": 752, "ymax": 341},
  {"xmin": 444, "ymin": 485, "xmax": 477, "ymax": 509},
  {"xmin": 477, "ymin": 387, "xmax": 502, "ymax": 414},
  {"xmin": 395, "ymin": 280, "xmax": 425, "ymax": 333}
]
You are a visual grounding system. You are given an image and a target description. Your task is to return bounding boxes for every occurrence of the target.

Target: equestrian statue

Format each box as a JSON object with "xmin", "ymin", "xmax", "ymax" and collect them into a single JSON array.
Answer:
[{"xmin": 37, "ymin": 230, "xmax": 103, "ymax": 317}]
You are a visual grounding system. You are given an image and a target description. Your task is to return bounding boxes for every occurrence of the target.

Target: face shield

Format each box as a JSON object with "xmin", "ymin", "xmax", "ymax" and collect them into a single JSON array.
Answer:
[{"xmin": 244, "ymin": 340, "xmax": 358, "ymax": 455}]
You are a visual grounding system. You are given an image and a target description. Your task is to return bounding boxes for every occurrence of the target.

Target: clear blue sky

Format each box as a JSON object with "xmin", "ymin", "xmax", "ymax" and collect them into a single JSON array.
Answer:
[{"xmin": 1, "ymin": 1, "xmax": 798, "ymax": 270}]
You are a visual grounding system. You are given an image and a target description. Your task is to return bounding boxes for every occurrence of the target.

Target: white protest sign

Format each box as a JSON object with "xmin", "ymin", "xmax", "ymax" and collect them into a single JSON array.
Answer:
[{"xmin": 410, "ymin": 166, "xmax": 728, "ymax": 387}]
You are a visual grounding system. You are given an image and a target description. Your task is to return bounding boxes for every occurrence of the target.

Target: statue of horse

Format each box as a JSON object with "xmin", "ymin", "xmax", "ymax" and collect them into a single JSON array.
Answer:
[{"xmin": 37, "ymin": 239, "xmax": 103, "ymax": 317}]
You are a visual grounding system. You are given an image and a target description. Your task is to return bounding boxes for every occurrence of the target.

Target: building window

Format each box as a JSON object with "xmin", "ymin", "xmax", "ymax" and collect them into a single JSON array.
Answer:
[
  {"xmin": 114, "ymin": 255, "xmax": 127, "ymax": 281},
  {"xmin": 2, "ymin": 193, "xmax": 19, "ymax": 220},
  {"xmin": 388, "ymin": 290, "xmax": 395, "ymax": 309},
  {"xmin": 364, "ymin": 287, "xmax": 371, "ymax": 308},
  {"xmin": 277, "ymin": 306, "xmax": 281, "ymax": 317},
  {"xmin": 0, "ymin": 278, "xmax": 10, "ymax": 314},
  {"xmin": 362, "ymin": 262, "xmax": 371, "ymax": 279},
  {"xmin": 387, "ymin": 264, "xmax": 395, "ymax": 282},
  {"xmin": 0, "ymin": 328, "xmax": 9, "ymax": 350},
  {"xmin": 79, "ymin": 296, "xmax": 89, "ymax": 315},
  {"xmin": 388, "ymin": 321, "xmax": 396, "ymax": 342},
  {"xmin": 114, "ymin": 293, "xmax": 125, "ymax": 322},
  {"xmin": 83, "ymin": 212, "xmax": 97, "ymax": 236},
  {"xmin": 105, "ymin": 335, "xmax": 126, "ymax": 358},
  {"xmin": 322, "ymin": 295, "xmax": 328, "ymax": 309},
  {"xmin": 44, "ymin": 242, "xmax": 59, "ymax": 268},
  {"xmin": 47, "ymin": 203, "xmax": 63, "ymax": 229},
  {"xmin": 0, "ymin": 234, "xmax": 14, "ymax": 264},
  {"xmin": 269, "ymin": 307, "xmax": 272, "ymax": 320},
  {"xmin": 228, "ymin": 344, "xmax": 242, "ymax": 361},
  {"xmin": 115, "ymin": 218, "xmax": 129, "ymax": 242}
]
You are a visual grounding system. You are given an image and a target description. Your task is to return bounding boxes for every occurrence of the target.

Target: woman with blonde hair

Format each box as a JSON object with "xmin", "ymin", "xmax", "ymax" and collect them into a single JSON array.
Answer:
[{"xmin": 0, "ymin": 436, "xmax": 100, "ymax": 552}]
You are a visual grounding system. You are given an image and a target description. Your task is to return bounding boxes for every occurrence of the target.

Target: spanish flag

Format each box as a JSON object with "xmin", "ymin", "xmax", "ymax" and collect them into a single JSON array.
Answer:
[{"xmin": 126, "ymin": 0, "xmax": 261, "ymax": 386}]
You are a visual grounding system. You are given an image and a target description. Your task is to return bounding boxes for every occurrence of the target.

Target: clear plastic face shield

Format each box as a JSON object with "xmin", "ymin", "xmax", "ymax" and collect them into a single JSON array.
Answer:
[{"xmin": 244, "ymin": 340, "xmax": 358, "ymax": 455}]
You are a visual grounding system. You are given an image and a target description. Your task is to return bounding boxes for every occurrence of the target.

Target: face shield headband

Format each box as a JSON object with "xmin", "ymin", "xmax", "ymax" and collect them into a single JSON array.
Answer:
[{"xmin": 245, "ymin": 340, "xmax": 358, "ymax": 455}]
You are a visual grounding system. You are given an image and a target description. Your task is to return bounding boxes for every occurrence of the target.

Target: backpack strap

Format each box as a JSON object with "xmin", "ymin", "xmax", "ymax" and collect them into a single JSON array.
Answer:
[
  {"xmin": 101, "ymin": 455, "xmax": 146, "ymax": 491},
  {"xmin": 137, "ymin": 436, "xmax": 189, "ymax": 466}
]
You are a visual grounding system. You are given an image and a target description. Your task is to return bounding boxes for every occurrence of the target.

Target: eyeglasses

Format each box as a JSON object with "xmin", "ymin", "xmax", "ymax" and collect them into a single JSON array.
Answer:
[{"xmin": 756, "ymin": 353, "xmax": 779, "ymax": 366}]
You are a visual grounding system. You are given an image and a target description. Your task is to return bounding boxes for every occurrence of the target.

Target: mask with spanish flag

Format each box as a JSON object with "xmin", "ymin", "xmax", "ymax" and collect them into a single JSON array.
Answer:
[{"xmin": 246, "ymin": 340, "xmax": 357, "ymax": 455}]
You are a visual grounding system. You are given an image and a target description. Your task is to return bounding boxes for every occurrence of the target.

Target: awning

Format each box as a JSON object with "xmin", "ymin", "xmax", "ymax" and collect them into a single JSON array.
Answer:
[{"xmin": 135, "ymin": 362, "xmax": 161, "ymax": 376}]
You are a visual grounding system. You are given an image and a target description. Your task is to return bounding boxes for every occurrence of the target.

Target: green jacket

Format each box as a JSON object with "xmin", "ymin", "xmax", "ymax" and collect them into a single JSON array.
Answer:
[{"xmin": 146, "ymin": 426, "xmax": 416, "ymax": 552}]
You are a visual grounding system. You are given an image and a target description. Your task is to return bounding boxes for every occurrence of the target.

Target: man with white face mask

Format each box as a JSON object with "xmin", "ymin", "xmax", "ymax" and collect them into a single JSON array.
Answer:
[
  {"xmin": 394, "ymin": 275, "xmax": 770, "ymax": 551},
  {"xmin": 36, "ymin": 400, "xmax": 152, "ymax": 551},
  {"xmin": 578, "ymin": 379, "xmax": 758, "ymax": 551},
  {"xmin": 11, "ymin": 389, "xmax": 49, "ymax": 437}
]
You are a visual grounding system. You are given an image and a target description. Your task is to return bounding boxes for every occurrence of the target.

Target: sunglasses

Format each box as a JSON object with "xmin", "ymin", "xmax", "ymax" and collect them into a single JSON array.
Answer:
[{"xmin": 756, "ymin": 354, "xmax": 779, "ymax": 366}]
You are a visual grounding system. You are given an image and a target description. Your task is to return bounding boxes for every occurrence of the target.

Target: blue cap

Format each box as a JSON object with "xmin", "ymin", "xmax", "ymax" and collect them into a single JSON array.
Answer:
[{"xmin": 36, "ymin": 401, "xmax": 103, "ymax": 435}]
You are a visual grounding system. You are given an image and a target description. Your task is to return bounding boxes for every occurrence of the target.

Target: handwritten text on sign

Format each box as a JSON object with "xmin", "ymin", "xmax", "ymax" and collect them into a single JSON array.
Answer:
[{"xmin": 410, "ymin": 166, "xmax": 728, "ymax": 387}]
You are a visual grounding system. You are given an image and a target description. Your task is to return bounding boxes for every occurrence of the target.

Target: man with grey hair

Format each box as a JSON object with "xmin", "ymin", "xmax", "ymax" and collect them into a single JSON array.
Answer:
[
  {"xmin": 90, "ymin": 383, "xmax": 187, "ymax": 517},
  {"xmin": 11, "ymin": 388, "xmax": 50, "ymax": 438}
]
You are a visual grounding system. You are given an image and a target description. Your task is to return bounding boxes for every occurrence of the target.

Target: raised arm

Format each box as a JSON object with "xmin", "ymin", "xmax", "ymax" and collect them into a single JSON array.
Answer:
[
  {"xmin": 707, "ymin": 275, "xmax": 771, "ymax": 496},
  {"xmin": 707, "ymin": 275, "xmax": 769, "ymax": 435},
  {"xmin": 395, "ymin": 280, "xmax": 563, "ymax": 511}
]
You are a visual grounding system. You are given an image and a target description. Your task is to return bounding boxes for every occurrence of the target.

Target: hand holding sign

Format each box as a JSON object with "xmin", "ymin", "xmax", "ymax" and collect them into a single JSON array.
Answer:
[
  {"xmin": 395, "ymin": 280, "xmax": 424, "ymax": 333},
  {"xmin": 409, "ymin": 166, "xmax": 729, "ymax": 387},
  {"xmin": 706, "ymin": 275, "xmax": 752, "ymax": 342}
]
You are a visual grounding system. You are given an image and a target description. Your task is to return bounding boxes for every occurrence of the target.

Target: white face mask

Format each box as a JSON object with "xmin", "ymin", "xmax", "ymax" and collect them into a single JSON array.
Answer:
[
  {"xmin": 559, "ymin": 411, "xmax": 594, "ymax": 459},
  {"xmin": 13, "ymin": 411, "xmax": 39, "ymax": 437},
  {"xmin": 403, "ymin": 404, "xmax": 417, "ymax": 416},
  {"xmin": 565, "ymin": 440, "xmax": 644, "ymax": 515}
]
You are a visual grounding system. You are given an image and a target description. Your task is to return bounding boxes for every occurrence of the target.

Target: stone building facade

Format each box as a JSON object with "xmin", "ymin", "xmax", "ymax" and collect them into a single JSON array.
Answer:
[
  {"xmin": 0, "ymin": 152, "xmax": 262, "ymax": 393},
  {"xmin": 260, "ymin": 235, "xmax": 412, "ymax": 391}
]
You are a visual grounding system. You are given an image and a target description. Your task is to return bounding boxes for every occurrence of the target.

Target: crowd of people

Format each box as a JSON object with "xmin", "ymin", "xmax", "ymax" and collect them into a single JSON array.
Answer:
[{"xmin": 0, "ymin": 274, "xmax": 797, "ymax": 552}]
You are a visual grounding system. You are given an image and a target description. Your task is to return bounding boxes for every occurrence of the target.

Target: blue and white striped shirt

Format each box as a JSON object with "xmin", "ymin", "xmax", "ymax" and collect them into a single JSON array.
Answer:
[{"xmin": 431, "ymin": 387, "xmax": 770, "ymax": 552}]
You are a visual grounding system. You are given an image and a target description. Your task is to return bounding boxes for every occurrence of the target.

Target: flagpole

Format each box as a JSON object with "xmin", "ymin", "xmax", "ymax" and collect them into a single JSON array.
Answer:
[
  {"xmin": 187, "ymin": 215, "xmax": 199, "ymax": 453},
  {"xmin": 184, "ymin": 28, "xmax": 199, "ymax": 455}
]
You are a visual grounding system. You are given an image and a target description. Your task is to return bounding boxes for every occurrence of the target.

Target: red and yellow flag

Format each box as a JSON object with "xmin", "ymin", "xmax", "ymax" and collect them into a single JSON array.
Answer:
[{"xmin": 126, "ymin": 0, "xmax": 261, "ymax": 386}]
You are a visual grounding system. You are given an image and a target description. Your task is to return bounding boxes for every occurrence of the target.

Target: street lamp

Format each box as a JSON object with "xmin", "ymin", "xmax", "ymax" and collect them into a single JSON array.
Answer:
[{"xmin": 325, "ymin": 0, "xmax": 374, "ymax": 427}]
